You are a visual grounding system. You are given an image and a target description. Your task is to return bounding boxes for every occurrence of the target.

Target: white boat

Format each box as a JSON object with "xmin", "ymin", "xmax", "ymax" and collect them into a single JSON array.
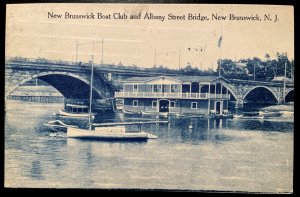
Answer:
[
  {"xmin": 122, "ymin": 109, "xmax": 141, "ymax": 115},
  {"xmin": 233, "ymin": 114, "xmax": 243, "ymax": 119},
  {"xmin": 59, "ymin": 104, "xmax": 96, "ymax": 118},
  {"xmin": 233, "ymin": 114, "xmax": 264, "ymax": 119},
  {"xmin": 141, "ymin": 111, "xmax": 153, "ymax": 115},
  {"xmin": 158, "ymin": 112, "xmax": 168, "ymax": 117},
  {"xmin": 281, "ymin": 111, "xmax": 294, "ymax": 117},
  {"xmin": 140, "ymin": 111, "xmax": 169, "ymax": 118},
  {"xmin": 67, "ymin": 125, "xmax": 157, "ymax": 140},
  {"xmin": 44, "ymin": 120, "xmax": 78, "ymax": 132},
  {"xmin": 260, "ymin": 111, "xmax": 283, "ymax": 118}
]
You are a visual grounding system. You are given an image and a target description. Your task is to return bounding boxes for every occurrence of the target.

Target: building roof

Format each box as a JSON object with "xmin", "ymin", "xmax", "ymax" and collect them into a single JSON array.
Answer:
[{"xmin": 123, "ymin": 75, "xmax": 230, "ymax": 83}]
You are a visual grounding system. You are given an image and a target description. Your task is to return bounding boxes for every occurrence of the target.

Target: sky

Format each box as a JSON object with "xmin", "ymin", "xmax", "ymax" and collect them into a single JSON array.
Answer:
[{"xmin": 6, "ymin": 4, "xmax": 294, "ymax": 70}]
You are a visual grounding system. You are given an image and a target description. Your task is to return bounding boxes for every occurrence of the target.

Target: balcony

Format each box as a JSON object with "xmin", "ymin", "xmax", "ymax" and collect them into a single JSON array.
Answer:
[{"xmin": 115, "ymin": 92, "xmax": 230, "ymax": 100}]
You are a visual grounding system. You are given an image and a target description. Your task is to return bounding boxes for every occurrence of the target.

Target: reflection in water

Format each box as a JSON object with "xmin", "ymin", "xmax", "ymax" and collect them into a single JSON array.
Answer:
[
  {"xmin": 5, "ymin": 101, "xmax": 294, "ymax": 192},
  {"xmin": 31, "ymin": 160, "xmax": 44, "ymax": 180}
]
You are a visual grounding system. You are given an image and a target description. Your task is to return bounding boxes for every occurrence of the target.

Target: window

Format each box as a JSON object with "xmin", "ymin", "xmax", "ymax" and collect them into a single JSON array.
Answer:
[
  {"xmin": 170, "ymin": 101, "xmax": 175, "ymax": 108},
  {"xmin": 133, "ymin": 100, "xmax": 138, "ymax": 107},
  {"xmin": 171, "ymin": 85, "xmax": 178, "ymax": 93},
  {"xmin": 191, "ymin": 102, "xmax": 197, "ymax": 109},
  {"xmin": 133, "ymin": 84, "xmax": 138, "ymax": 92},
  {"xmin": 152, "ymin": 101, "xmax": 157, "ymax": 108},
  {"xmin": 162, "ymin": 85, "xmax": 167, "ymax": 93},
  {"xmin": 153, "ymin": 85, "xmax": 159, "ymax": 92}
]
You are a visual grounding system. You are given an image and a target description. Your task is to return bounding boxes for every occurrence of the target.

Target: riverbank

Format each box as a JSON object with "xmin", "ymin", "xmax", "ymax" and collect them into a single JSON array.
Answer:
[
  {"xmin": 262, "ymin": 102, "xmax": 294, "ymax": 112},
  {"xmin": 8, "ymin": 85, "xmax": 63, "ymax": 103}
]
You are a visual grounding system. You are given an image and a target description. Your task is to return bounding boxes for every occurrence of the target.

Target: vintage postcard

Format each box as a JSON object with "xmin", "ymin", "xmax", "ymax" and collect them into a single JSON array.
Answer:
[{"xmin": 5, "ymin": 3, "xmax": 294, "ymax": 193}]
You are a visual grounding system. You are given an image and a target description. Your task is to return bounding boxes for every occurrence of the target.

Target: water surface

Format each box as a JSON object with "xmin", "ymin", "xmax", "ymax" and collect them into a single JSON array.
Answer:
[{"xmin": 5, "ymin": 100, "xmax": 293, "ymax": 193}]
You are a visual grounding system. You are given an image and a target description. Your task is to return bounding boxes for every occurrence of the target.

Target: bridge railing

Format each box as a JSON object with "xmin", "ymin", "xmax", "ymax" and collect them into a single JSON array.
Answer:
[
  {"xmin": 115, "ymin": 92, "xmax": 230, "ymax": 100},
  {"xmin": 209, "ymin": 94, "xmax": 230, "ymax": 99}
]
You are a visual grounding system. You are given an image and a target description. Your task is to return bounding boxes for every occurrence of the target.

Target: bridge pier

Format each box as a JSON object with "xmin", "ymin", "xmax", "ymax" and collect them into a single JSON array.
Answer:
[{"xmin": 235, "ymin": 99, "xmax": 244, "ymax": 109}]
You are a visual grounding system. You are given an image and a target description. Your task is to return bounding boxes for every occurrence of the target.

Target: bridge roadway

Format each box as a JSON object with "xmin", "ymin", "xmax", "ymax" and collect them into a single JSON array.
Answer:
[
  {"xmin": 5, "ymin": 58, "xmax": 294, "ymax": 107},
  {"xmin": 5, "ymin": 58, "xmax": 174, "ymax": 76}
]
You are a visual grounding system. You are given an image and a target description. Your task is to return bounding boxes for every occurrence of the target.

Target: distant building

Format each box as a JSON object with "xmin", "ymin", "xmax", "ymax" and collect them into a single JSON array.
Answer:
[
  {"xmin": 235, "ymin": 62, "xmax": 247, "ymax": 67},
  {"xmin": 115, "ymin": 75, "xmax": 231, "ymax": 116},
  {"xmin": 272, "ymin": 76, "xmax": 293, "ymax": 82}
]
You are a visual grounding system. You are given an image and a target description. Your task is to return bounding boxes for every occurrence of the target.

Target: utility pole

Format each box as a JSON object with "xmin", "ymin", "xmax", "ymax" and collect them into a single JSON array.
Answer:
[
  {"xmin": 75, "ymin": 39, "xmax": 78, "ymax": 63},
  {"xmin": 178, "ymin": 48, "xmax": 181, "ymax": 69},
  {"xmin": 154, "ymin": 48, "xmax": 157, "ymax": 67},
  {"xmin": 283, "ymin": 61, "xmax": 287, "ymax": 103},
  {"xmin": 88, "ymin": 41, "xmax": 95, "ymax": 130},
  {"xmin": 101, "ymin": 37, "xmax": 104, "ymax": 65},
  {"xmin": 89, "ymin": 54, "xmax": 94, "ymax": 129},
  {"xmin": 291, "ymin": 61, "xmax": 294, "ymax": 81},
  {"xmin": 253, "ymin": 63, "xmax": 256, "ymax": 81},
  {"xmin": 219, "ymin": 59, "xmax": 222, "ymax": 77},
  {"xmin": 76, "ymin": 39, "xmax": 104, "ymax": 66},
  {"xmin": 198, "ymin": 45, "xmax": 205, "ymax": 71},
  {"xmin": 275, "ymin": 63, "xmax": 277, "ymax": 78}
]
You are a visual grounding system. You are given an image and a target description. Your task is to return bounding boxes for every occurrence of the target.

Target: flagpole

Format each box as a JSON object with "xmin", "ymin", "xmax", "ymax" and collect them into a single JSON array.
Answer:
[{"xmin": 218, "ymin": 28, "xmax": 223, "ymax": 77}]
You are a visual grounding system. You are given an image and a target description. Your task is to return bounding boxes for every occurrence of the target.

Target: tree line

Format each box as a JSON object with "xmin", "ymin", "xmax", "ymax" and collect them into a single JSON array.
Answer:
[
  {"xmin": 147, "ymin": 52, "xmax": 294, "ymax": 81},
  {"xmin": 217, "ymin": 53, "xmax": 294, "ymax": 81}
]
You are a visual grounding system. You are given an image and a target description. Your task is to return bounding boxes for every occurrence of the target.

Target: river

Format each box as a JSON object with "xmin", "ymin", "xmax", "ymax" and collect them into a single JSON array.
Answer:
[{"xmin": 5, "ymin": 100, "xmax": 293, "ymax": 193}]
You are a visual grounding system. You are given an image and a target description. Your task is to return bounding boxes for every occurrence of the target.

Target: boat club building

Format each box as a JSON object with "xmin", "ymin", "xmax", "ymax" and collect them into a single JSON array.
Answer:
[{"xmin": 115, "ymin": 75, "xmax": 231, "ymax": 116}]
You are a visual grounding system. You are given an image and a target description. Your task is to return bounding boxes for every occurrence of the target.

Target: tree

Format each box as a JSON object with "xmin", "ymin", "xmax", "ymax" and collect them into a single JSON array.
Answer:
[
  {"xmin": 218, "ymin": 58, "xmax": 248, "ymax": 79},
  {"xmin": 276, "ymin": 53, "xmax": 292, "ymax": 78}
]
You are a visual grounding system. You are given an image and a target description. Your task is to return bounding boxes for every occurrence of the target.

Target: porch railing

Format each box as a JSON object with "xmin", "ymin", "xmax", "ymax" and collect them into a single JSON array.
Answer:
[{"xmin": 115, "ymin": 92, "xmax": 230, "ymax": 100}]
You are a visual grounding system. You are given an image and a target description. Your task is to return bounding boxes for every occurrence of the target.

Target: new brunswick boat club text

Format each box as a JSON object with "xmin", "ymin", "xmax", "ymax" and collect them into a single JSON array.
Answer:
[{"xmin": 48, "ymin": 12, "xmax": 273, "ymax": 22}]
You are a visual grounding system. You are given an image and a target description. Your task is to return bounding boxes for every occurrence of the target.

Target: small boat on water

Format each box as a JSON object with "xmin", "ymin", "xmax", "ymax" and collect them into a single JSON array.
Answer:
[
  {"xmin": 158, "ymin": 112, "xmax": 168, "ymax": 118},
  {"xmin": 44, "ymin": 120, "xmax": 78, "ymax": 132},
  {"xmin": 210, "ymin": 110, "xmax": 233, "ymax": 119},
  {"xmin": 141, "ymin": 111, "xmax": 168, "ymax": 117},
  {"xmin": 233, "ymin": 112, "xmax": 264, "ymax": 119},
  {"xmin": 67, "ymin": 125, "xmax": 157, "ymax": 141},
  {"xmin": 281, "ymin": 111, "xmax": 294, "ymax": 117},
  {"xmin": 58, "ymin": 104, "xmax": 96, "ymax": 118},
  {"xmin": 122, "ymin": 109, "xmax": 141, "ymax": 115},
  {"xmin": 259, "ymin": 111, "xmax": 283, "ymax": 118},
  {"xmin": 233, "ymin": 114, "xmax": 264, "ymax": 119}
]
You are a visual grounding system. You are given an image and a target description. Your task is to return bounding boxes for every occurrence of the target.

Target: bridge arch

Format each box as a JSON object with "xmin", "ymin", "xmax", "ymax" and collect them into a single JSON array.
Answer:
[
  {"xmin": 242, "ymin": 86, "xmax": 279, "ymax": 103},
  {"xmin": 285, "ymin": 89, "xmax": 294, "ymax": 102},
  {"xmin": 6, "ymin": 71, "xmax": 104, "ymax": 99},
  {"xmin": 223, "ymin": 85, "xmax": 238, "ymax": 101}
]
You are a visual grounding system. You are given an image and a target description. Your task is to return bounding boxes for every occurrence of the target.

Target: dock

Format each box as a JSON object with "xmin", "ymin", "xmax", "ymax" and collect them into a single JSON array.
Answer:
[{"xmin": 92, "ymin": 120, "xmax": 169, "ymax": 126}]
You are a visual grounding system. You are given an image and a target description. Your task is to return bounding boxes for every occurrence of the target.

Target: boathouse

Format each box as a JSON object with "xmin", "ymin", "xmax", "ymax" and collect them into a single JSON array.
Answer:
[{"xmin": 115, "ymin": 75, "xmax": 231, "ymax": 115}]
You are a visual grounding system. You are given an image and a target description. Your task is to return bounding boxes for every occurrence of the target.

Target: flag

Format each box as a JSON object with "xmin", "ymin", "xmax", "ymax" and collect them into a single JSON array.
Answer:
[{"xmin": 217, "ymin": 36, "xmax": 222, "ymax": 48}]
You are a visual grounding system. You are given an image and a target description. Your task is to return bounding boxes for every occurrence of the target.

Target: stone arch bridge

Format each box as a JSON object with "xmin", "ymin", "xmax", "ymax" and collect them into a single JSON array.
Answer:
[
  {"xmin": 5, "ymin": 58, "xmax": 294, "ymax": 107},
  {"xmin": 223, "ymin": 79, "xmax": 294, "ymax": 107},
  {"xmin": 5, "ymin": 58, "xmax": 165, "ymax": 100}
]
